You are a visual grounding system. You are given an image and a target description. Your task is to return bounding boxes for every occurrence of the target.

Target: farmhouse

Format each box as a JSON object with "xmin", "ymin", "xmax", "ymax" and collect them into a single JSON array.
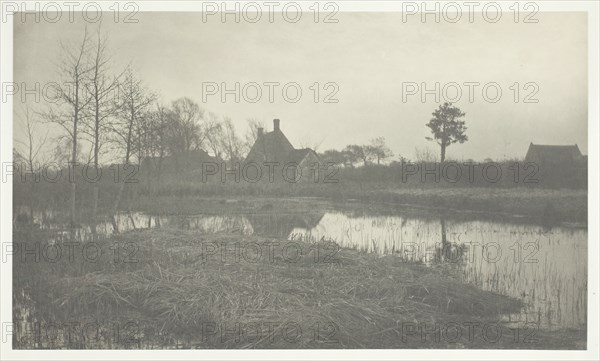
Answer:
[
  {"xmin": 245, "ymin": 119, "xmax": 321, "ymax": 180},
  {"xmin": 524, "ymin": 143, "xmax": 585, "ymax": 165}
]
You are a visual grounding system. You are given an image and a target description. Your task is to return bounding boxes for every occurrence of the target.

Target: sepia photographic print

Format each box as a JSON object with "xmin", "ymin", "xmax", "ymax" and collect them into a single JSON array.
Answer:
[{"xmin": 1, "ymin": 1, "xmax": 598, "ymax": 360}]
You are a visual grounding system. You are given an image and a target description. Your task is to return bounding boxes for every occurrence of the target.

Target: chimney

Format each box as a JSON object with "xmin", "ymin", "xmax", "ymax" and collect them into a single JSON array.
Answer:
[
  {"xmin": 273, "ymin": 118, "xmax": 280, "ymax": 131},
  {"xmin": 257, "ymin": 127, "xmax": 264, "ymax": 137}
]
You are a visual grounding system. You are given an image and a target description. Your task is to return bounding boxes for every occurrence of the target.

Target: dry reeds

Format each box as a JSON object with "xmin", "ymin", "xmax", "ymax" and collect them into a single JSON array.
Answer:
[{"xmin": 13, "ymin": 227, "xmax": 538, "ymax": 349}]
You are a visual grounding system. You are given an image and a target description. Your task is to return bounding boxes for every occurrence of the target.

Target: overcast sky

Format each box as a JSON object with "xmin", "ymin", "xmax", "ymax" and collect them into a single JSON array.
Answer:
[{"xmin": 14, "ymin": 11, "xmax": 588, "ymax": 161}]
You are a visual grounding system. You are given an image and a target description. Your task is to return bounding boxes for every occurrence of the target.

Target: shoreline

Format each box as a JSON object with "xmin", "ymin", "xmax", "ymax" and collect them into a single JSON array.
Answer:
[{"xmin": 125, "ymin": 187, "xmax": 587, "ymax": 228}]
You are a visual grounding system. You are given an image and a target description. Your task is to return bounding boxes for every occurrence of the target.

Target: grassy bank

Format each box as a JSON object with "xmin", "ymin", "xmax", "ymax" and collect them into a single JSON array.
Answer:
[
  {"xmin": 14, "ymin": 168, "xmax": 588, "ymax": 227},
  {"xmin": 124, "ymin": 185, "xmax": 587, "ymax": 227},
  {"xmin": 367, "ymin": 187, "xmax": 587, "ymax": 226},
  {"xmin": 14, "ymin": 226, "xmax": 585, "ymax": 349}
]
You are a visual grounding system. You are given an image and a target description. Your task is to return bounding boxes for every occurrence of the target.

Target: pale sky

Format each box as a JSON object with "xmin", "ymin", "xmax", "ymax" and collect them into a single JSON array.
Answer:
[{"xmin": 14, "ymin": 11, "xmax": 588, "ymax": 161}]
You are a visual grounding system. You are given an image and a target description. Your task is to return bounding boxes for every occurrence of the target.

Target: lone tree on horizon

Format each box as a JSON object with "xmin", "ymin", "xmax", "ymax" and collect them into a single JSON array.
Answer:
[{"xmin": 425, "ymin": 102, "xmax": 468, "ymax": 162}]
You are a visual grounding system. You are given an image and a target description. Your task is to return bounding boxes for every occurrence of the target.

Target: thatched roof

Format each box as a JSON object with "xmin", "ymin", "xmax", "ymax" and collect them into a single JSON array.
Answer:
[
  {"xmin": 524, "ymin": 143, "xmax": 583, "ymax": 164},
  {"xmin": 245, "ymin": 119, "xmax": 320, "ymax": 165}
]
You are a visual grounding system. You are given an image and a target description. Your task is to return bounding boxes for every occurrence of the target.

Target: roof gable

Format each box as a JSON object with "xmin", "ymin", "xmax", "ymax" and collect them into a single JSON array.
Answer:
[
  {"xmin": 287, "ymin": 148, "xmax": 320, "ymax": 165},
  {"xmin": 246, "ymin": 129, "xmax": 295, "ymax": 163},
  {"xmin": 244, "ymin": 119, "xmax": 321, "ymax": 166}
]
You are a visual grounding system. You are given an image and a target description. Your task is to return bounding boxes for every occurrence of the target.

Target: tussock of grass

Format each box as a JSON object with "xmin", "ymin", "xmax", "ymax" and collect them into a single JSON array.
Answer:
[{"xmin": 17, "ymin": 227, "xmax": 538, "ymax": 349}]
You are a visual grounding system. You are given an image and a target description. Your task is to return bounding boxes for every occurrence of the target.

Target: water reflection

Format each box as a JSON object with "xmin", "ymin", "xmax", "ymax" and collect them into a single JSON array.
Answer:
[
  {"xmin": 290, "ymin": 213, "xmax": 586, "ymax": 331},
  {"xmin": 246, "ymin": 213, "xmax": 324, "ymax": 238},
  {"xmin": 16, "ymin": 209, "xmax": 587, "ymax": 331},
  {"xmin": 430, "ymin": 218, "xmax": 469, "ymax": 265}
]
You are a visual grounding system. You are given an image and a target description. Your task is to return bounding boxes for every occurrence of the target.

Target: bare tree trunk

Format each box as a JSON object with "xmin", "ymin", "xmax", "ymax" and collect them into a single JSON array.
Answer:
[
  {"xmin": 110, "ymin": 69, "xmax": 153, "ymax": 233},
  {"xmin": 91, "ymin": 106, "xmax": 100, "ymax": 239},
  {"xmin": 111, "ymin": 106, "xmax": 133, "ymax": 233},
  {"xmin": 155, "ymin": 158, "xmax": 162, "ymax": 195},
  {"xmin": 43, "ymin": 29, "xmax": 92, "ymax": 238},
  {"xmin": 111, "ymin": 182, "xmax": 125, "ymax": 233},
  {"xmin": 89, "ymin": 31, "xmax": 117, "ymax": 240},
  {"xmin": 128, "ymin": 202, "xmax": 136, "ymax": 230},
  {"xmin": 440, "ymin": 142, "xmax": 446, "ymax": 163},
  {"xmin": 111, "ymin": 161, "xmax": 129, "ymax": 233},
  {"xmin": 29, "ymin": 184, "xmax": 35, "ymax": 222},
  {"xmin": 436, "ymin": 218, "xmax": 449, "ymax": 263},
  {"xmin": 27, "ymin": 129, "xmax": 35, "ymax": 223},
  {"xmin": 440, "ymin": 123, "xmax": 447, "ymax": 163},
  {"xmin": 70, "ymin": 104, "xmax": 78, "ymax": 231},
  {"xmin": 91, "ymin": 173, "xmax": 99, "ymax": 236},
  {"xmin": 28, "ymin": 160, "xmax": 35, "ymax": 223}
]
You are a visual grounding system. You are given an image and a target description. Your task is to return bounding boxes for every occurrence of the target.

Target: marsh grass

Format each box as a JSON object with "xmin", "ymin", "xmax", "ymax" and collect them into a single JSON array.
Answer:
[
  {"xmin": 14, "ymin": 225, "xmax": 585, "ymax": 349},
  {"xmin": 13, "ymin": 162, "xmax": 587, "ymax": 228}
]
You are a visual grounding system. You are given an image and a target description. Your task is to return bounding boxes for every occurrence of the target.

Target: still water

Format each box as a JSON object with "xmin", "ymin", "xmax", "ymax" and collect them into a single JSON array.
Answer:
[{"xmin": 22, "ymin": 208, "xmax": 588, "ymax": 332}]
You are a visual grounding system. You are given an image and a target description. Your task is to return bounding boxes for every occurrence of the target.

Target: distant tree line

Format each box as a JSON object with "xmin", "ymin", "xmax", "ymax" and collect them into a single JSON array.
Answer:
[
  {"xmin": 14, "ymin": 27, "xmax": 266, "ymax": 234},
  {"xmin": 13, "ymin": 27, "xmax": 473, "ymax": 235},
  {"xmin": 319, "ymin": 137, "xmax": 394, "ymax": 167}
]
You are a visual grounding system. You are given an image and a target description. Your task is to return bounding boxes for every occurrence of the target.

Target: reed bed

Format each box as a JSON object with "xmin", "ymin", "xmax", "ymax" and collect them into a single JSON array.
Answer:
[{"xmin": 13, "ymin": 227, "xmax": 585, "ymax": 349}]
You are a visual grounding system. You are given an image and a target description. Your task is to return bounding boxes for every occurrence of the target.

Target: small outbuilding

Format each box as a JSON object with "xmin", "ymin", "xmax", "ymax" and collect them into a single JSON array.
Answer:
[{"xmin": 524, "ymin": 143, "xmax": 584, "ymax": 165}]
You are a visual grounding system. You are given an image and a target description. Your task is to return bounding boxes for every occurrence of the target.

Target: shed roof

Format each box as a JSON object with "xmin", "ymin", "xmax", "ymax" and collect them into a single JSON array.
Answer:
[{"xmin": 524, "ymin": 143, "xmax": 583, "ymax": 163}]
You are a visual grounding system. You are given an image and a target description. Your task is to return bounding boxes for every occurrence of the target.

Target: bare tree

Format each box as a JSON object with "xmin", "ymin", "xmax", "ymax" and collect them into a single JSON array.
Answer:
[
  {"xmin": 109, "ymin": 67, "xmax": 155, "ymax": 232},
  {"xmin": 171, "ymin": 97, "xmax": 205, "ymax": 152},
  {"xmin": 414, "ymin": 146, "xmax": 438, "ymax": 162},
  {"xmin": 44, "ymin": 28, "xmax": 93, "ymax": 228},
  {"xmin": 165, "ymin": 97, "xmax": 207, "ymax": 172},
  {"xmin": 319, "ymin": 149, "xmax": 350, "ymax": 167},
  {"xmin": 345, "ymin": 144, "xmax": 372, "ymax": 166},
  {"xmin": 83, "ymin": 28, "xmax": 121, "ymax": 237},
  {"xmin": 220, "ymin": 117, "xmax": 244, "ymax": 163},
  {"xmin": 203, "ymin": 112, "xmax": 225, "ymax": 161},
  {"xmin": 140, "ymin": 103, "xmax": 172, "ymax": 192},
  {"xmin": 15, "ymin": 104, "xmax": 48, "ymax": 221},
  {"xmin": 243, "ymin": 118, "xmax": 265, "ymax": 153},
  {"xmin": 367, "ymin": 137, "xmax": 394, "ymax": 165}
]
